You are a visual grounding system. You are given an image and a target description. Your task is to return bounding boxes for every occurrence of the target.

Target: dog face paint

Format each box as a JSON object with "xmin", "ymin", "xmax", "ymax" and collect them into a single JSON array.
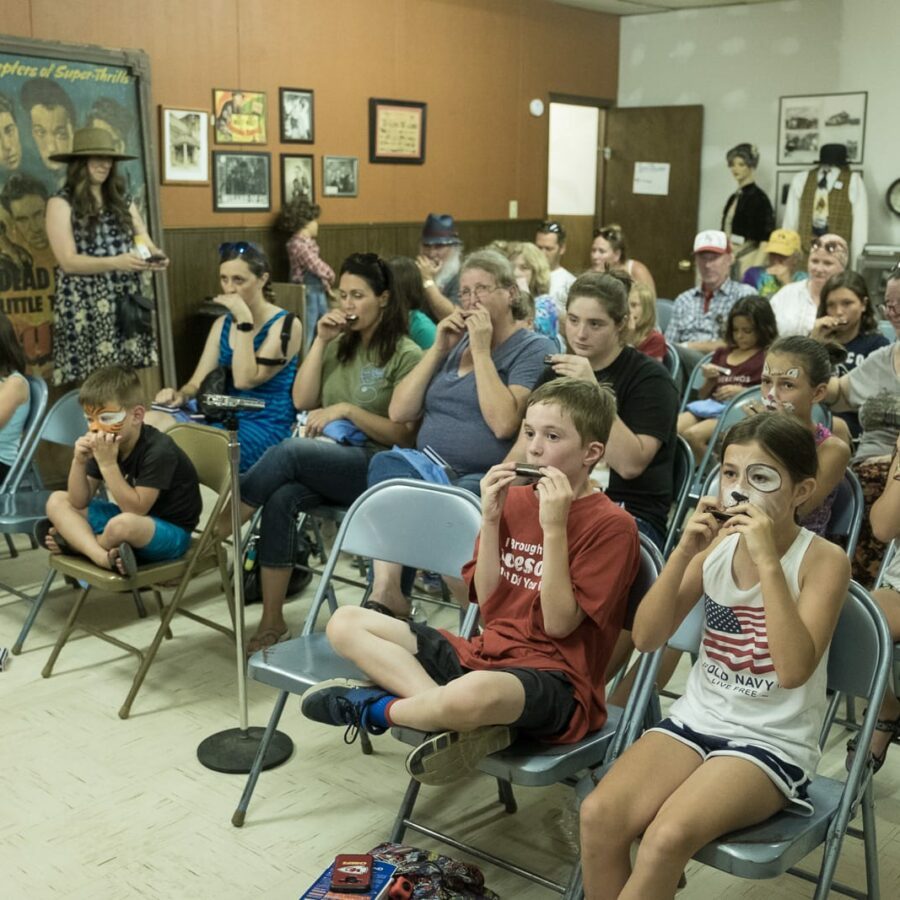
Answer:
[
  {"xmin": 85, "ymin": 406, "xmax": 128, "ymax": 435},
  {"xmin": 719, "ymin": 443, "xmax": 790, "ymax": 518},
  {"xmin": 761, "ymin": 359, "xmax": 803, "ymax": 413}
]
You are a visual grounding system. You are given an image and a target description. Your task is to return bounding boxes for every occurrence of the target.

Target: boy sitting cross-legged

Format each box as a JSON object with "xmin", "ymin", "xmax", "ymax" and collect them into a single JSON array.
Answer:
[
  {"xmin": 37, "ymin": 365, "xmax": 202, "ymax": 576},
  {"xmin": 301, "ymin": 377, "xmax": 640, "ymax": 785}
]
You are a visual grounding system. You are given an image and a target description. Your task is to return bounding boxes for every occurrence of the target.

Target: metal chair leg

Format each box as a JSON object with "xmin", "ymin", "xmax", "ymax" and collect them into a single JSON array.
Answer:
[
  {"xmin": 42, "ymin": 584, "xmax": 92, "ymax": 677},
  {"xmin": 497, "ymin": 778, "xmax": 517, "ymax": 813},
  {"xmin": 12, "ymin": 569, "xmax": 57, "ymax": 654},
  {"xmin": 562, "ymin": 857, "xmax": 584, "ymax": 900},
  {"xmin": 390, "ymin": 777, "xmax": 422, "ymax": 843},
  {"xmin": 860, "ymin": 779, "xmax": 881, "ymax": 899},
  {"xmin": 4, "ymin": 533, "xmax": 18, "ymax": 558},
  {"xmin": 231, "ymin": 690, "xmax": 290, "ymax": 826},
  {"xmin": 131, "ymin": 589, "xmax": 148, "ymax": 618}
]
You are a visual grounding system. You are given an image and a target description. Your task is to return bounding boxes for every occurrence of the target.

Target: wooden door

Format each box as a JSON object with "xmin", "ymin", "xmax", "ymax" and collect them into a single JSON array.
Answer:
[{"xmin": 602, "ymin": 105, "xmax": 704, "ymax": 300}]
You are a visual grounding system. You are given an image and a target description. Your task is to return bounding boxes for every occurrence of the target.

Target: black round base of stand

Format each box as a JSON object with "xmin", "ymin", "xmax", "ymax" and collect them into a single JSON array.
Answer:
[{"xmin": 197, "ymin": 727, "xmax": 293, "ymax": 774}]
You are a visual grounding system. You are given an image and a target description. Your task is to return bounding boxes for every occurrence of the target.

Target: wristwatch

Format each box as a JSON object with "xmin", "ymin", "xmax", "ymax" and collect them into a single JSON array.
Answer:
[
  {"xmin": 422, "ymin": 279, "xmax": 435, "ymax": 289},
  {"xmin": 234, "ymin": 321, "xmax": 254, "ymax": 332}
]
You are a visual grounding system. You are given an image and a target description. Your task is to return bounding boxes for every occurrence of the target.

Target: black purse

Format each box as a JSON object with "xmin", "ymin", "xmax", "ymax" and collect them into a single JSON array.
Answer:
[{"xmin": 116, "ymin": 292, "xmax": 155, "ymax": 339}]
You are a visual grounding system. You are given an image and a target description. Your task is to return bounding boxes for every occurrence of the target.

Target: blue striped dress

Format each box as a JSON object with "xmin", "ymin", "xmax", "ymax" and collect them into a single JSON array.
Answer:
[{"xmin": 214, "ymin": 311, "xmax": 298, "ymax": 471}]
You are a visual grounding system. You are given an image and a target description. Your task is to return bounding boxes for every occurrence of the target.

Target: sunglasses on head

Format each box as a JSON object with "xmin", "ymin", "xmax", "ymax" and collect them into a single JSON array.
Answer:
[
  {"xmin": 540, "ymin": 221, "xmax": 562, "ymax": 233},
  {"xmin": 593, "ymin": 226, "xmax": 622, "ymax": 239},
  {"xmin": 218, "ymin": 240, "xmax": 263, "ymax": 258},
  {"xmin": 810, "ymin": 238, "xmax": 846, "ymax": 255}
]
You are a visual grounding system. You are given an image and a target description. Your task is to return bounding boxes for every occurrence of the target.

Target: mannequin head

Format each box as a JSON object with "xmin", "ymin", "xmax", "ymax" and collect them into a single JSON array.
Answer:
[{"xmin": 726, "ymin": 143, "xmax": 759, "ymax": 186}]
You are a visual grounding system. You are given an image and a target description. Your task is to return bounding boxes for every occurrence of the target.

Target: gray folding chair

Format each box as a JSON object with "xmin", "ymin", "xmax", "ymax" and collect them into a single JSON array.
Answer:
[
  {"xmin": 1, "ymin": 375, "xmax": 48, "ymax": 558},
  {"xmin": 655, "ymin": 298, "xmax": 674, "ymax": 333},
  {"xmin": 231, "ymin": 478, "xmax": 483, "ymax": 827},
  {"xmin": 677, "ymin": 351, "xmax": 714, "ymax": 414},
  {"xmin": 874, "ymin": 542, "xmax": 900, "ymax": 703},
  {"xmin": 662, "ymin": 340, "xmax": 681, "ymax": 385},
  {"xmin": 663, "ymin": 435, "xmax": 696, "ymax": 558},
  {"xmin": 388, "ymin": 535, "xmax": 665, "ymax": 896}
]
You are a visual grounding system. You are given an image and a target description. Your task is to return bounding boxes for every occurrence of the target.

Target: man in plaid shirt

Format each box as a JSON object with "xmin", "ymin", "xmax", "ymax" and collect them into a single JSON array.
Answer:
[{"xmin": 666, "ymin": 229, "xmax": 756, "ymax": 372}]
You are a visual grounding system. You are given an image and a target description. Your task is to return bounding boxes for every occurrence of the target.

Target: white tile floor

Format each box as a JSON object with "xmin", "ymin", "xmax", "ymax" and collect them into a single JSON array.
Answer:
[{"xmin": 1, "ymin": 522, "xmax": 899, "ymax": 899}]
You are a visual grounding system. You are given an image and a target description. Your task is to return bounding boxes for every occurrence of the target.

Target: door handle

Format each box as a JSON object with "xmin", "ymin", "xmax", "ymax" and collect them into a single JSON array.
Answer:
[{"xmin": 678, "ymin": 259, "xmax": 692, "ymax": 271}]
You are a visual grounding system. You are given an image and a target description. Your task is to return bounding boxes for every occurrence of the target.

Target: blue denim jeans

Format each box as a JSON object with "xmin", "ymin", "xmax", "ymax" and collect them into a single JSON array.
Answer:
[
  {"xmin": 303, "ymin": 272, "xmax": 329, "ymax": 352},
  {"xmin": 367, "ymin": 450, "xmax": 484, "ymax": 595},
  {"xmin": 240, "ymin": 437, "xmax": 373, "ymax": 568}
]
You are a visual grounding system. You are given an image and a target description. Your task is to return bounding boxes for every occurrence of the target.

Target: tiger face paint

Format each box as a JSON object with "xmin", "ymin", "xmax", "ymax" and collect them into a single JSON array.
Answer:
[{"xmin": 85, "ymin": 406, "xmax": 128, "ymax": 435}]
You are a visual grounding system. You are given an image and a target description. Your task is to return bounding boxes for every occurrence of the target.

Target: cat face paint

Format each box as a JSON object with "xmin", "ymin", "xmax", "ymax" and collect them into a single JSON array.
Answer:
[
  {"xmin": 85, "ymin": 406, "xmax": 128, "ymax": 435},
  {"xmin": 760, "ymin": 360, "xmax": 803, "ymax": 414},
  {"xmin": 719, "ymin": 444, "xmax": 790, "ymax": 518}
]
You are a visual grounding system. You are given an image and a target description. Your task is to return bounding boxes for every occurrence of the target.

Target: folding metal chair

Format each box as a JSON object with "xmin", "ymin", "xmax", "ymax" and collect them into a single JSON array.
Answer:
[
  {"xmin": 387, "ymin": 536, "xmax": 665, "ymax": 895},
  {"xmin": 662, "ymin": 435, "xmax": 696, "ymax": 558},
  {"xmin": 0, "ymin": 374, "xmax": 48, "ymax": 558},
  {"xmin": 37, "ymin": 424, "xmax": 236, "ymax": 719},
  {"xmin": 662, "ymin": 340, "xmax": 681, "ymax": 385},
  {"xmin": 231, "ymin": 478, "xmax": 483, "ymax": 827},
  {"xmin": 677, "ymin": 351, "xmax": 714, "ymax": 414},
  {"xmin": 655, "ymin": 298, "xmax": 674, "ymax": 333}
]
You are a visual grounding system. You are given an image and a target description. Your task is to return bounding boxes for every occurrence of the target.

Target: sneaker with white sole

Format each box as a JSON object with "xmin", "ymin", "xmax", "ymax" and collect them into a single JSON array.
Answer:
[
  {"xmin": 300, "ymin": 677, "xmax": 389, "ymax": 745},
  {"xmin": 405, "ymin": 725, "xmax": 514, "ymax": 786}
]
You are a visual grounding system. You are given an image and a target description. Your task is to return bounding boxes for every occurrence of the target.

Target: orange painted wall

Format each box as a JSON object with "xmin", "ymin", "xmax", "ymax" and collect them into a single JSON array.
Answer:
[{"xmin": 1, "ymin": 0, "xmax": 618, "ymax": 228}]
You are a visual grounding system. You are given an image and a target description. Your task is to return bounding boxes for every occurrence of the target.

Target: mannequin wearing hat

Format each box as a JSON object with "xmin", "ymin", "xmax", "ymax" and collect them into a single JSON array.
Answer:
[
  {"xmin": 782, "ymin": 144, "xmax": 868, "ymax": 267},
  {"xmin": 45, "ymin": 127, "xmax": 167, "ymax": 385},
  {"xmin": 720, "ymin": 143, "xmax": 774, "ymax": 278}
]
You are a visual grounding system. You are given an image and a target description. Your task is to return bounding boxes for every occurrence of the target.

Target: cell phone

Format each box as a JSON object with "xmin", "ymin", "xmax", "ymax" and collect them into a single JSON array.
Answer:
[
  {"xmin": 710, "ymin": 364, "xmax": 732, "ymax": 375},
  {"xmin": 330, "ymin": 854, "xmax": 373, "ymax": 892},
  {"xmin": 146, "ymin": 254, "xmax": 167, "ymax": 263},
  {"xmin": 514, "ymin": 463, "xmax": 544, "ymax": 481}
]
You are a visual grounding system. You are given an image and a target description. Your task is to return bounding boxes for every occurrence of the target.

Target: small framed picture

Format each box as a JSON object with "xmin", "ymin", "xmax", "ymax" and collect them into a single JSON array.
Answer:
[
  {"xmin": 776, "ymin": 91, "xmax": 867, "ymax": 166},
  {"xmin": 279, "ymin": 88, "xmax": 314, "ymax": 143},
  {"xmin": 368, "ymin": 98, "xmax": 426, "ymax": 164},
  {"xmin": 212, "ymin": 88, "xmax": 267, "ymax": 144},
  {"xmin": 160, "ymin": 107, "xmax": 209, "ymax": 184},
  {"xmin": 322, "ymin": 155, "xmax": 358, "ymax": 197},
  {"xmin": 212, "ymin": 151, "xmax": 271, "ymax": 211},
  {"xmin": 280, "ymin": 153, "xmax": 314, "ymax": 206}
]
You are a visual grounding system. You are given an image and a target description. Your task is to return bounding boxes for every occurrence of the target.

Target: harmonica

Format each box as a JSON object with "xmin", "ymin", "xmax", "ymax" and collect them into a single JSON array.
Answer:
[{"xmin": 514, "ymin": 464, "xmax": 544, "ymax": 481}]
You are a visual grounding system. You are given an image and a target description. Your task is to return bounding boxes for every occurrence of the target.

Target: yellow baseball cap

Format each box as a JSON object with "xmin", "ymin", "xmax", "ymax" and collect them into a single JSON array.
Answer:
[{"xmin": 765, "ymin": 229, "xmax": 801, "ymax": 256}]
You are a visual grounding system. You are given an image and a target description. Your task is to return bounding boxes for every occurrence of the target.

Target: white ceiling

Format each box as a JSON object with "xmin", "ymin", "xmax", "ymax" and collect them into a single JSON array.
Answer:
[{"xmin": 549, "ymin": 0, "xmax": 784, "ymax": 15}]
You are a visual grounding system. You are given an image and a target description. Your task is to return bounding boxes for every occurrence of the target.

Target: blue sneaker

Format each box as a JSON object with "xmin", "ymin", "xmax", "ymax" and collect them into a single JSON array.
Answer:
[{"xmin": 301, "ymin": 677, "xmax": 391, "ymax": 744}]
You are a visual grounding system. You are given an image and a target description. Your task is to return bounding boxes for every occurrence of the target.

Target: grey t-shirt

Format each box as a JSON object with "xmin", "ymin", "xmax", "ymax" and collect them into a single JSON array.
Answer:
[
  {"xmin": 416, "ymin": 328, "xmax": 556, "ymax": 475},
  {"xmin": 847, "ymin": 343, "xmax": 899, "ymax": 462}
]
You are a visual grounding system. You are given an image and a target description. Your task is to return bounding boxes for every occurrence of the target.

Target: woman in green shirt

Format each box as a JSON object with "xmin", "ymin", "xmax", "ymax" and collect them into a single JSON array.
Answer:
[
  {"xmin": 237, "ymin": 252, "xmax": 423, "ymax": 653},
  {"xmin": 388, "ymin": 255, "xmax": 437, "ymax": 349}
]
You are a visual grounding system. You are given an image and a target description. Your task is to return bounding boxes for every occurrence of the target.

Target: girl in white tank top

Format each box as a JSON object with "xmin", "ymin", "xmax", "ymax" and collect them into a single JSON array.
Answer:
[{"xmin": 579, "ymin": 412, "xmax": 850, "ymax": 900}]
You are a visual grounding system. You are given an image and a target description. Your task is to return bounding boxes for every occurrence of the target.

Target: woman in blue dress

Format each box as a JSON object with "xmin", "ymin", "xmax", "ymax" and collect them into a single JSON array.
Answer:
[{"xmin": 146, "ymin": 242, "xmax": 302, "ymax": 471}]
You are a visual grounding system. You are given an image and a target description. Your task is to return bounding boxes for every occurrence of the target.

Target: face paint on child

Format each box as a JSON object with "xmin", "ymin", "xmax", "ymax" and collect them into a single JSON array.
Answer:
[
  {"xmin": 85, "ymin": 406, "xmax": 128, "ymax": 435},
  {"xmin": 720, "ymin": 444, "xmax": 790, "ymax": 518},
  {"xmin": 761, "ymin": 363, "xmax": 801, "ymax": 413}
]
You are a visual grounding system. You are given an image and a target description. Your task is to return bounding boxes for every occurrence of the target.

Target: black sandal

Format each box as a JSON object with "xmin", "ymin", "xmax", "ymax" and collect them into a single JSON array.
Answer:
[
  {"xmin": 362, "ymin": 599, "xmax": 410, "ymax": 621},
  {"xmin": 845, "ymin": 712, "xmax": 900, "ymax": 773},
  {"xmin": 33, "ymin": 518, "xmax": 73, "ymax": 555}
]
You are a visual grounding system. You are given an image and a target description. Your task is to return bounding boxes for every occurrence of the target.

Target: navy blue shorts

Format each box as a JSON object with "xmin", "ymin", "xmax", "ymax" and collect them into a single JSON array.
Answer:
[{"xmin": 648, "ymin": 716, "xmax": 813, "ymax": 815}]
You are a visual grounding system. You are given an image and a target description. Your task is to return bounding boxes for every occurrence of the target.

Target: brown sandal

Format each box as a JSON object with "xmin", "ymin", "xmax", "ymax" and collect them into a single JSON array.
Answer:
[{"xmin": 246, "ymin": 627, "xmax": 290, "ymax": 656}]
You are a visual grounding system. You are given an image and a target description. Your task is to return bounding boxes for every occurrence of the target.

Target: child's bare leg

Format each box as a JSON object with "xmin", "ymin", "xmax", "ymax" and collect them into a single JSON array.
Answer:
[
  {"xmin": 580, "ymin": 732, "xmax": 703, "ymax": 900},
  {"xmin": 676, "ymin": 411, "xmax": 699, "ymax": 435},
  {"xmin": 683, "ymin": 418, "xmax": 717, "ymax": 462},
  {"xmin": 143, "ymin": 409, "xmax": 177, "ymax": 432},
  {"xmin": 45, "ymin": 491, "xmax": 112, "ymax": 568},
  {"xmin": 368, "ymin": 559, "xmax": 411, "ymax": 616},
  {"xmin": 609, "ymin": 646, "xmax": 683, "ymax": 707},
  {"xmin": 620, "ymin": 756, "xmax": 785, "ymax": 899}
]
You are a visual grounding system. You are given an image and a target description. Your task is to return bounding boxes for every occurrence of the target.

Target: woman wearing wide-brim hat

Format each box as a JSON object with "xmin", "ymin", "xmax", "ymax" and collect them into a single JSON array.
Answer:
[{"xmin": 45, "ymin": 126, "xmax": 167, "ymax": 385}]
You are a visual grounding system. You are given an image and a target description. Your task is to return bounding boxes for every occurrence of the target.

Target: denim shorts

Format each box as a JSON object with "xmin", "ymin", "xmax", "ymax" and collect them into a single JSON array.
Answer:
[
  {"xmin": 648, "ymin": 716, "xmax": 812, "ymax": 815},
  {"xmin": 87, "ymin": 499, "xmax": 192, "ymax": 562}
]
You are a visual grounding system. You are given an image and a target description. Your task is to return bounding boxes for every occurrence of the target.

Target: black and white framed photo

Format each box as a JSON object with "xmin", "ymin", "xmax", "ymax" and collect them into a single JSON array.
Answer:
[
  {"xmin": 212, "ymin": 151, "xmax": 271, "ymax": 211},
  {"xmin": 322, "ymin": 155, "xmax": 358, "ymax": 197},
  {"xmin": 280, "ymin": 153, "xmax": 314, "ymax": 205},
  {"xmin": 160, "ymin": 107, "xmax": 209, "ymax": 184},
  {"xmin": 777, "ymin": 91, "xmax": 867, "ymax": 166},
  {"xmin": 279, "ymin": 88, "xmax": 314, "ymax": 143}
]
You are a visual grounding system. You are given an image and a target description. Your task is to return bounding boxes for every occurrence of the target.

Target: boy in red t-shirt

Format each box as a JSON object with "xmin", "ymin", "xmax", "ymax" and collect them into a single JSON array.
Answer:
[{"xmin": 301, "ymin": 377, "xmax": 640, "ymax": 785}]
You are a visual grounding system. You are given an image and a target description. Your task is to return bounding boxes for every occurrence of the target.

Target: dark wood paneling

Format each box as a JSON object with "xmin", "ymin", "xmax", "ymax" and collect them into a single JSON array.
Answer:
[{"xmin": 161, "ymin": 218, "xmax": 542, "ymax": 383}]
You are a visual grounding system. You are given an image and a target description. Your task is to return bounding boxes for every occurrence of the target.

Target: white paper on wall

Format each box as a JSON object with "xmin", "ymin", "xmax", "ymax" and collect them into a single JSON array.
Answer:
[
  {"xmin": 547, "ymin": 103, "xmax": 599, "ymax": 215},
  {"xmin": 633, "ymin": 161, "xmax": 670, "ymax": 195}
]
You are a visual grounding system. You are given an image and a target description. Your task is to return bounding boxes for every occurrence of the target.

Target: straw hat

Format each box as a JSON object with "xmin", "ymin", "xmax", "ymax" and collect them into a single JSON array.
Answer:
[{"xmin": 48, "ymin": 126, "xmax": 136, "ymax": 163}]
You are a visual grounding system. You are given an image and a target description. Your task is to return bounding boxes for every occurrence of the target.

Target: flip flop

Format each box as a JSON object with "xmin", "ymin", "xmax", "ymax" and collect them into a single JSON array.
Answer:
[
  {"xmin": 245, "ymin": 627, "xmax": 291, "ymax": 656},
  {"xmin": 109, "ymin": 542, "xmax": 138, "ymax": 578},
  {"xmin": 33, "ymin": 518, "xmax": 73, "ymax": 555}
]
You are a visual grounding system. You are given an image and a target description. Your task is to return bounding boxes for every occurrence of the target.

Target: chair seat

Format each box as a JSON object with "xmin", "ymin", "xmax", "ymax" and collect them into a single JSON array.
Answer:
[
  {"xmin": 391, "ymin": 704, "xmax": 624, "ymax": 787},
  {"xmin": 693, "ymin": 776, "xmax": 842, "ymax": 878},
  {"xmin": 0, "ymin": 490, "xmax": 53, "ymax": 532},
  {"xmin": 47, "ymin": 537, "xmax": 216, "ymax": 590},
  {"xmin": 247, "ymin": 632, "xmax": 369, "ymax": 693}
]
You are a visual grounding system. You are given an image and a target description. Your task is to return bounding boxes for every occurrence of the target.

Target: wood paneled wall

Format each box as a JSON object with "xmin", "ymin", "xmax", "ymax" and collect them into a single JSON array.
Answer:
[{"xmin": 161, "ymin": 217, "xmax": 543, "ymax": 383}]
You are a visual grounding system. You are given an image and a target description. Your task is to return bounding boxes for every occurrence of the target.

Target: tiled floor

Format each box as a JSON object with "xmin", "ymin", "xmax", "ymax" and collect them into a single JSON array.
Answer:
[{"xmin": 2, "ymin": 519, "xmax": 899, "ymax": 899}]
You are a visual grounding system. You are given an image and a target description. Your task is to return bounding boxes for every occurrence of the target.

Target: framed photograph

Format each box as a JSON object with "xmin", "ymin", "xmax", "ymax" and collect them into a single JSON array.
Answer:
[
  {"xmin": 212, "ymin": 151, "xmax": 271, "ymax": 211},
  {"xmin": 160, "ymin": 107, "xmax": 209, "ymax": 184},
  {"xmin": 280, "ymin": 153, "xmax": 314, "ymax": 205},
  {"xmin": 368, "ymin": 98, "xmax": 426, "ymax": 164},
  {"xmin": 279, "ymin": 88, "xmax": 314, "ymax": 143},
  {"xmin": 322, "ymin": 156, "xmax": 358, "ymax": 197},
  {"xmin": 213, "ymin": 88, "xmax": 267, "ymax": 144},
  {"xmin": 777, "ymin": 91, "xmax": 867, "ymax": 166}
]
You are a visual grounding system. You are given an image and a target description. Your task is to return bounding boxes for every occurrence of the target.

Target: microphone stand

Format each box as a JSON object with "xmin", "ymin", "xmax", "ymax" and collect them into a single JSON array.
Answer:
[{"xmin": 197, "ymin": 395, "xmax": 293, "ymax": 774}]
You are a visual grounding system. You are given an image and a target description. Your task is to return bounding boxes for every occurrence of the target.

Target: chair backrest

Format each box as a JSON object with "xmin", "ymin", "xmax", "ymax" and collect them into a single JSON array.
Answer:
[
  {"xmin": 337, "ymin": 478, "xmax": 482, "ymax": 578},
  {"xmin": 678, "ymin": 351, "xmax": 714, "ymax": 413},
  {"xmin": 167, "ymin": 423, "xmax": 232, "ymax": 495},
  {"xmin": 1, "ymin": 375, "xmax": 49, "ymax": 493},
  {"xmin": 663, "ymin": 436, "xmax": 696, "ymax": 557},
  {"xmin": 655, "ymin": 298, "xmax": 674, "ymax": 333},
  {"xmin": 828, "ymin": 469, "xmax": 864, "ymax": 558},
  {"xmin": 877, "ymin": 319, "xmax": 895, "ymax": 342},
  {"xmin": 692, "ymin": 385, "xmax": 759, "ymax": 489},
  {"xmin": 39, "ymin": 389, "xmax": 86, "ymax": 446},
  {"xmin": 662, "ymin": 340, "xmax": 681, "ymax": 384}
]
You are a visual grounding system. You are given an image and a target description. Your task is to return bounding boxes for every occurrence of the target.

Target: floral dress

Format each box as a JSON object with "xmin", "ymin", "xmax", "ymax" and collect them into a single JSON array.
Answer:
[{"xmin": 52, "ymin": 188, "xmax": 158, "ymax": 385}]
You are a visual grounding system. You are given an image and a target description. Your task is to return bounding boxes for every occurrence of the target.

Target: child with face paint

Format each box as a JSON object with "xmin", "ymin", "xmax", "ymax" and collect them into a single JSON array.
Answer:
[
  {"xmin": 678, "ymin": 295, "xmax": 777, "ymax": 462},
  {"xmin": 580, "ymin": 412, "xmax": 850, "ymax": 900},
  {"xmin": 36, "ymin": 365, "xmax": 202, "ymax": 576},
  {"xmin": 749, "ymin": 336, "xmax": 851, "ymax": 538}
]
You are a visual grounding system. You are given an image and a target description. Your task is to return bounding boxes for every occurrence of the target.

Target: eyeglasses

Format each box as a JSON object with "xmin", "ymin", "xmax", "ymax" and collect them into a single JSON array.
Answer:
[
  {"xmin": 879, "ymin": 301, "xmax": 900, "ymax": 315},
  {"xmin": 810, "ymin": 238, "xmax": 847, "ymax": 255},
  {"xmin": 459, "ymin": 283, "xmax": 499, "ymax": 302},
  {"xmin": 218, "ymin": 241, "xmax": 263, "ymax": 258}
]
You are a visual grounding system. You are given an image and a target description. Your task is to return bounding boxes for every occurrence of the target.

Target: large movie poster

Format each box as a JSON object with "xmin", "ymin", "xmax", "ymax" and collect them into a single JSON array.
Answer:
[{"xmin": 0, "ymin": 49, "xmax": 148, "ymax": 380}]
